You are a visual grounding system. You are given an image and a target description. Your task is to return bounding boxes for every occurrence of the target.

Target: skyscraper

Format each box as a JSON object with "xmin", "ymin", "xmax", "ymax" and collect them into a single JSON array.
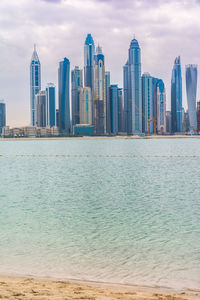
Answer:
[
  {"xmin": 123, "ymin": 61, "xmax": 128, "ymax": 133},
  {"xmin": 118, "ymin": 88, "xmax": 124, "ymax": 133},
  {"xmin": 186, "ymin": 64, "xmax": 198, "ymax": 132},
  {"xmin": 84, "ymin": 34, "xmax": 95, "ymax": 91},
  {"xmin": 36, "ymin": 90, "xmax": 46, "ymax": 127},
  {"xmin": 156, "ymin": 79, "xmax": 166, "ymax": 134},
  {"xmin": 0, "ymin": 100, "xmax": 6, "ymax": 134},
  {"xmin": 79, "ymin": 87, "xmax": 92, "ymax": 125},
  {"xmin": 46, "ymin": 83, "xmax": 56, "ymax": 127},
  {"xmin": 171, "ymin": 56, "xmax": 183, "ymax": 133},
  {"xmin": 108, "ymin": 85, "xmax": 119, "ymax": 135},
  {"xmin": 125, "ymin": 38, "xmax": 142, "ymax": 134},
  {"xmin": 71, "ymin": 66, "xmax": 83, "ymax": 127},
  {"xmin": 197, "ymin": 101, "xmax": 200, "ymax": 132},
  {"xmin": 94, "ymin": 45, "xmax": 106, "ymax": 134},
  {"xmin": 30, "ymin": 45, "xmax": 41, "ymax": 126},
  {"xmin": 58, "ymin": 57, "xmax": 71, "ymax": 134},
  {"xmin": 142, "ymin": 73, "xmax": 154, "ymax": 134},
  {"xmin": 105, "ymin": 71, "xmax": 110, "ymax": 134}
]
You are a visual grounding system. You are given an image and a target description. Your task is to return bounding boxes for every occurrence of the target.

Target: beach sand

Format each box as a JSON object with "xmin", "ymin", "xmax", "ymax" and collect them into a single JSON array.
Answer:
[{"xmin": 0, "ymin": 276, "xmax": 199, "ymax": 300}]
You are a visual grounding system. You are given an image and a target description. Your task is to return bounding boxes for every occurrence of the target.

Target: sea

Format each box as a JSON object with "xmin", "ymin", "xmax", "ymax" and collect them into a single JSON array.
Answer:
[{"xmin": 0, "ymin": 138, "xmax": 199, "ymax": 290}]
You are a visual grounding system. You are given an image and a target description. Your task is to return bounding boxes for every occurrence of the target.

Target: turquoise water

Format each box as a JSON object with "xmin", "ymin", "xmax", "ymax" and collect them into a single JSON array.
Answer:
[{"xmin": 0, "ymin": 138, "xmax": 200, "ymax": 290}]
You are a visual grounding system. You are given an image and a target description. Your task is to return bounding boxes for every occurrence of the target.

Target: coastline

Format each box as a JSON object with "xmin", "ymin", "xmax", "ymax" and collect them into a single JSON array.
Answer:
[
  {"xmin": 0, "ymin": 135, "xmax": 200, "ymax": 141},
  {"xmin": 0, "ymin": 274, "xmax": 199, "ymax": 300}
]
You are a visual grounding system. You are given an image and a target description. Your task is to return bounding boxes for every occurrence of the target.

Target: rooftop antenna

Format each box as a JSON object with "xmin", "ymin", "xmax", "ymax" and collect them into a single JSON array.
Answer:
[{"xmin": 34, "ymin": 44, "xmax": 36, "ymax": 51}]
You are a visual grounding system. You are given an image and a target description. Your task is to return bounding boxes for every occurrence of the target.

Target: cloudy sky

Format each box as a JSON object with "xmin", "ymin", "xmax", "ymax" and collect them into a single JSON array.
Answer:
[{"xmin": 0, "ymin": 0, "xmax": 200, "ymax": 126}]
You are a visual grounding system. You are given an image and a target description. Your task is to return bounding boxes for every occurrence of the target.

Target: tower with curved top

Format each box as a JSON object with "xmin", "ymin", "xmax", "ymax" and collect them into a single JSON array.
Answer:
[
  {"xmin": 30, "ymin": 45, "xmax": 41, "ymax": 126},
  {"xmin": 186, "ymin": 64, "xmax": 197, "ymax": 132},
  {"xmin": 124, "ymin": 38, "xmax": 142, "ymax": 134},
  {"xmin": 84, "ymin": 34, "xmax": 95, "ymax": 91}
]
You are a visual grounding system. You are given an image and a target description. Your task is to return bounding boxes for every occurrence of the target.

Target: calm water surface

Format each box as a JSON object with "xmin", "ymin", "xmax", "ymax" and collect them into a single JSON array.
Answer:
[{"xmin": 0, "ymin": 138, "xmax": 199, "ymax": 290}]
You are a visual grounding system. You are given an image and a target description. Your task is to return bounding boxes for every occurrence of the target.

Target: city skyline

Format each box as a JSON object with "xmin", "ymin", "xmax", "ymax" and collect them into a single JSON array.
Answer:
[{"xmin": 1, "ymin": 0, "xmax": 200, "ymax": 127}]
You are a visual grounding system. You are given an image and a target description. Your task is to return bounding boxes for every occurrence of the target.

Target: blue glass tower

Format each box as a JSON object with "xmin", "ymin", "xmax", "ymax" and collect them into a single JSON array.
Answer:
[
  {"xmin": 46, "ymin": 83, "xmax": 56, "ymax": 127},
  {"xmin": 186, "ymin": 64, "xmax": 198, "ymax": 132},
  {"xmin": 171, "ymin": 56, "xmax": 183, "ymax": 133},
  {"xmin": 58, "ymin": 58, "xmax": 71, "ymax": 134},
  {"xmin": 71, "ymin": 66, "xmax": 83, "ymax": 127},
  {"xmin": 30, "ymin": 45, "xmax": 41, "ymax": 126},
  {"xmin": 108, "ymin": 85, "xmax": 119, "ymax": 135},
  {"xmin": 142, "ymin": 73, "xmax": 153, "ymax": 134},
  {"xmin": 84, "ymin": 34, "xmax": 95, "ymax": 91},
  {"xmin": 123, "ymin": 61, "xmax": 128, "ymax": 133},
  {"xmin": 0, "ymin": 100, "xmax": 6, "ymax": 134},
  {"xmin": 105, "ymin": 71, "xmax": 110, "ymax": 134},
  {"xmin": 125, "ymin": 38, "xmax": 142, "ymax": 134}
]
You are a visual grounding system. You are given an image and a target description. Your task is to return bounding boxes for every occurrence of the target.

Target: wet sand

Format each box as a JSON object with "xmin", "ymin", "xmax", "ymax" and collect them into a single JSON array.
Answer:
[{"xmin": 0, "ymin": 275, "xmax": 199, "ymax": 300}]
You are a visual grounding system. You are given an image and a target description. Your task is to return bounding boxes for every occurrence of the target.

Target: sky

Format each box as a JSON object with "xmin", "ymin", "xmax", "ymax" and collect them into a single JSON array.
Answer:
[{"xmin": 0, "ymin": 0, "xmax": 200, "ymax": 127}]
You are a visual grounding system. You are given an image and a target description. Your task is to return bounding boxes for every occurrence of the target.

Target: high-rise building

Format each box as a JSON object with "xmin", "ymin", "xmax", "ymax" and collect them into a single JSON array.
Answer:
[
  {"xmin": 36, "ymin": 90, "xmax": 46, "ymax": 127},
  {"xmin": 125, "ymin": 38, "xmax": 142, "ymax": 135},
  {"xmin": 71, "ymin": 66, "xmax": 83, "ymax": 127},
  {"xmin": 123, "ymin": 61, "xmax": 128, "ymax": 134},
  {"xmin": 156, "ymin": 79, "xmax": 166, "ymax": 134},
  {"xmin": 186, "ymin": 64, "xmax": 198, "ymax": 132},
  {"xmin": 56, "ymin": 109, "xmax": 59, "ymax": 127},
  {"xmin": 79, "ymin": 87, "xmax": 92, "ymax": 125},
  {"xmin": 0, "ymin": 100, "xmax": 6, "ymax": 134},
  {"xmin": 94, "ymin": 45, "xmax": 106, "ymax": 135},
  {"xmin": 197, "ymin": 101, "xmax": 200, "ymax": 132},
  {"xmin": 58, "ymin": 57, "xmax": 71, "ymax": 134},
  {"xmin": 30, "ymin": 45, "xmax": 41, "ymax": 126},
  {"xmin": 46, "ymin": 83, "xmax": 56, "ymax": 127},
  {"xmin": 166, "ymin": 111, "xmax": 171, "ymax": 134},
  {"xmin": 84, "ymin": 34, "xmax": 95, "ymax": 91},
  {"xmin": 108, "ymin": 85, "xmax": 119, "ymax": 135},
  {"xmin": 142, "ymin": 73, "xmax": 154, "ymax": 134},
  {"xmin": 105, "ymin": 71, "xmax": 110, "ymax": 134},
  {"xmin": 118, "ymin": 88, "xmax": 124, "ymax": 133},
  {"xmin": 171, "ymin": 56, "xmax": 183, "ymax": 134}
]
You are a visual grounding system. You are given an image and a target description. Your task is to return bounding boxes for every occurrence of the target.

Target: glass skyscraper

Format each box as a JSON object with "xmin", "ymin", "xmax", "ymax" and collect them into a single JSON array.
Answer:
[
  {"xmin": 84, "ymin": 34, "xmax": 95, "ymax": 91},
  {"xmin": 185, "ymin": 64, "xmax": 198, "ymax": 131},
  {"xmin": 58, "ymin": 57, "xmax": 71, "ymax": 134},
  {"xmin": 36, "ymin": 90, "xmax": 46, "ymax": 127},
  {"xmin": 156, "ymin": 79, "xmax": 166, "ymax": 134},
  {"xmin": 105, "ymin": 71, "xmax": 111, "ymax": 134},
  {"xmin": 0, "ymin": 100, "xmax": 6, "ymax": 134},
  {"xmin": 71, "ymin": 66, "xmax": 83, "ymax": 127},
  {"xmin": 124, "ymin": 38, "xmax": 142, "ymax": 134},
  {"xmin": 46, "ymin": 83, "xmax": 56, "ymax": 127},
  {"xmin": 142, "ymin": 73, "xmax": 154, "ymax": 134},
  {"xmin": 30, "ymin": 45, "xmax": 41, "ymax": 126},
  {"xmin": 94, "ymin": 45, "xmax": 106, "ymax": 134},
  {"xmin": 108, "ymin": 85, "xmax": 118, "ymax": 135},
  {"xmin": 171, "ymin": 56, "xmax": 183, "ymax": 133},
  {"xmin": 123, "ymin": 61, "xmax": 128, "ymax": 133}
]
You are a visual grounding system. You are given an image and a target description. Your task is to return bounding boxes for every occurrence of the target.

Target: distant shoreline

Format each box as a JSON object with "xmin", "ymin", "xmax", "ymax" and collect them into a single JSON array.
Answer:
[{"xmin": 0, "ymin": 135, "xmax": 200, "ymax": 141}]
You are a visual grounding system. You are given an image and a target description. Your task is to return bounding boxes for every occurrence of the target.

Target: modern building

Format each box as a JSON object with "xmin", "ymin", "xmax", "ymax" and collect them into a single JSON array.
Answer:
[
  {"xmin": 84, "ymin": 33, "xmax": 95, "ymax": 91},
  {"xmin": 94, "ymin": 45, "xmax": 106, "ymax": 135},
  {"xmin": 46, "ymin": 83, "xmax": 56, "ymax": 127},
  {"xmin": 142, "ymin": 73, "xmax": 154, "ymax": 134},
  {"xmin": 197, "ymin": 101, "xmax": 200, "ymax": 132},
  {"xmin": 156, "ymin": 79, "xmax": 166, "ymax": 134},
  {"xmin": 186, "ymin": 64, "xmax": 198, "ymax": 132},
  {"xmin": 118, "ymin": 88, "xmax": 124, "ymax": 133},
  {"xmin": 71, "ymin": 66, "xmax": 83, "ymax": 127},
  {"xmin": 56, "ymin": 109, "xmax": 59, "ymax": 127},
  {"xmin": 123, "ymin": 61, "xmax": 128, "ymax": 133},
  {"xmin": 79, "ymin": 87, "xmax": 93, "ymax": 125},
  {"xmin": 30, "ymin": 45, "xmax": 41, "ymax": 126},
  {"xmin": 124, "ymin": 38, "xmax": 142, "ymax": 135},
  {"xmin": 0, "ymin": 100, "xmax": 6, "ymax": 134},
  {"xmin": 108, "ymin": 85, "xmax": 119, "ymax": 135},
  {"xmin": 166, "ymin": 111, "xmax": 171, "ymax": 134},
  {"xmin": 74, "ymin": 124, "xmax": 94, "ymax": 136},
  {"xmin": 36, "ymin": 90, "xmax": 46, "ymax": 127},
  {"xmin": 105, "ymin": 71, "xmax": 111, "ymax": 134},
  {"xmin": 171, "ymin": 56, "xmax": 183, "ymax": 134},
  {"xmin": 58, "ymin": 57, "xmax": 71, "ymax": 135}
]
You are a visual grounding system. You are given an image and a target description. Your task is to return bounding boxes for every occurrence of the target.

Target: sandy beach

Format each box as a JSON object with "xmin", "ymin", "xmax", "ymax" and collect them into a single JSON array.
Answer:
[{"xmin": 0, "ymin": 275, "xmax": 199, "ymax": 300}]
